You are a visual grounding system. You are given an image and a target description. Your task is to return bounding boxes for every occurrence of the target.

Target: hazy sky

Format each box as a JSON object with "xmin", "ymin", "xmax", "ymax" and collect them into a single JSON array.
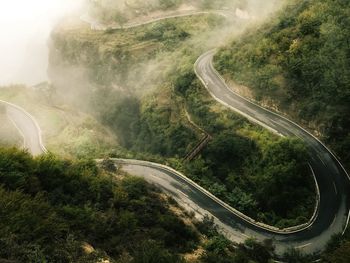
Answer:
[{"xmin": 0, "ymin": 0, "xmax": 83, "ymax": 86}]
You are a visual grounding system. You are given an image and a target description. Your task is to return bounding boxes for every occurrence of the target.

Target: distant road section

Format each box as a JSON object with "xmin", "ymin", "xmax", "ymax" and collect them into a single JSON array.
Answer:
[
  {"xmin": 0, "ymin": 100, "xmax": 46, "ymax": 156},
  {"xmin": 80, "ymin": 9, "xmax": 233, "ymax": 30}
]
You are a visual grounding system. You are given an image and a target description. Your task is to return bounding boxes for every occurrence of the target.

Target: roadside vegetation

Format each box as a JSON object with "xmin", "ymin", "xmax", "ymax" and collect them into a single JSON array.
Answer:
[
  {"xmin": 214, "ymin": 0, "xmax": 350, "ymax": 172},
  {"xmin": 0, "ymin": 147, "xmax": 198, "ymax": 262},
  {"xmin": 50, "ymin": 14, "xmax": 224, "ymax": 157},
  {"xmin": 213, "ymin": 0, "xmax": 350, "ymax": 259},
  {"xmin": 0, "ymin": 85, "xmax": 118, "ymax": 159},
  {"xmin": 87, "ymin": 0, "xmax": 237, "ymax": 25},
  {"xmin": 2, "ymin": 0, "xmax": 348, "ymax": 261},
  {"xmin": 51, "ymin": 13, "xmax": 224, "ymax": 93},
  {"xmin": 1, "ymin": 0, "xmax": 349, "ymax": 261},
  {"xmin": 175, "ymin": 70, "xmax": 315, "ymax": 227},
  {"xmin": 89, "ymin": 0, "xmax": 184, "ymax": 24},
  {"xmin": 49, "ymin": 12, "xmax": 316, "ymax": 229},
  {"xmin": 0, "ymin": 147, "xmax": 279, "ymax": 263}
]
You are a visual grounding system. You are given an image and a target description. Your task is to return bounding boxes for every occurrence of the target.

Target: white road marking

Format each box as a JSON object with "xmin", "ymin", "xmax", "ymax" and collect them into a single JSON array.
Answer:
[
  {"xmin": 241, "ymin": 233, "xmax": 249, "ymax": 238},
  {"xmin": 295, "ymin": 242, "xmax": 312, "ymax": 249},
  {"xmin": 333, "ymin": 182, "xmax": 338, "ymax": 195},
  {"xmin": 177, "ymin": 190, "xmax": 189, "ymax": 198},
  {"xmin": 7, "ymin": 115, "xmax": 26, "ymax": 149},
  {"xmin": 342, "ymin": 209, "xmax": 350, "ymax": 235},
  {"xmin": 318, "ymin": 154, "xmax": 326, "ymax": 166}
]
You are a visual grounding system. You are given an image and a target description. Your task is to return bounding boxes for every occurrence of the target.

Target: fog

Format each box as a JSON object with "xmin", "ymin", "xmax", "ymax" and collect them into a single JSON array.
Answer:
[
  {"xmin": 0, "ymin": 0, "xmax": 83, "ymax": 86},
  {"xmin": 41, "ymin": 0, "xmax": 287, "ymax": 116},
  {"xmin": 0, "ymin": 0, "xmax": 283, "ymax": 87},
  {"xmin": 95, "ymin": 0, "xmax": 286, "ymax": 97}
]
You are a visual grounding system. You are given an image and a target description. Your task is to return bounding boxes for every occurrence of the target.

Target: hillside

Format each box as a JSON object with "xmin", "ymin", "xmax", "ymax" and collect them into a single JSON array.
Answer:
[
  {"xmin": 0, "ymin": 85, "xmax": 119, "ymax": 159},
  {"xmin": 0, "ymin": 147, "xmax": 278, "ymax": 263},
  {"xmin": 0, "ymin": 0, "xmax": 350, "ymax": 263},
  {"xmin": 48, "ymin": 11, "xmax": 317, "ymax": 229},
  {"xmin": 214, "ymin": 0, "xmax": 350, "ymax": 171},
  {"xmin": 2, "ymin": 0, "xmax": 350, "ymax": 262},
  {"xmin": 0, "ymin": 148, "xmax": 197, "ymax": 262},
  {"xmin": 87, "ymin": 0, "xmax": 238, "ymax": 25}
]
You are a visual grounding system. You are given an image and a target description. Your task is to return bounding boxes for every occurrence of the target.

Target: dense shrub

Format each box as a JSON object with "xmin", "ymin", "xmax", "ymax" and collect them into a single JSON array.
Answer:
[
  {"xmin": 0, "ymin": 148, "xmax": 198, "ymax": 262},
  {"xmin": 214, "ymin": 0, "xmax": 350, "ymax": 171}
]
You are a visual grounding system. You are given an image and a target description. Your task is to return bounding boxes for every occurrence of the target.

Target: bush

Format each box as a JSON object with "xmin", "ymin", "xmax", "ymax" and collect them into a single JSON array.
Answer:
[{"xmin": 0, "ymin": 148, "xmax": 199, "ymax": 261}]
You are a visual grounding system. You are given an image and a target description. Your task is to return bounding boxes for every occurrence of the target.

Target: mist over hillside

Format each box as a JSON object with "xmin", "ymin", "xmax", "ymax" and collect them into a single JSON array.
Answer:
[
  {"xmin": 0, "ymin": 0, "xmax": 283, "ymax": 87},
  {"xmin": 3, "ymin": 1, "xmax": 350, "ymax": 262},
  {"xmin": 0, "ymin": 0, "xmax": 82, "ymax": 86}
]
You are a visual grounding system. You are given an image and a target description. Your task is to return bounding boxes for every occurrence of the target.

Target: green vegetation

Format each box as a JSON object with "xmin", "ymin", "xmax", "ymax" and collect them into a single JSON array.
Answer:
[
  {"xmin": 315, "ymin": 227, "xmax": 350, "ymax": 263},
  {"xmin": 215, "ymin": 0, "xmax": 350, "ymax": 171},
  {"xmin": 51, "ymin": 14, "xmax": 224, "ymax": 157},
  {"xmin": 87, "ymin": 0, "xmax": 239, "ymax": 25},
  {"xmin": 5, "ymin": 0, "xmax": 348, "ymax": 260},
  {"xmin": 213, "ymin": 0, "xmax": 350, "ymax": 259},
  {"xmin": 96, "ymin": 92, "xmax": 197, "ymax": 156},
  {"xmin": 49, "ymin": 12, "xmax": 316, "ymax": 228},
  {"xmin": 0, "ymin": 147, "xmax": 282, "ymax": 262},
  {"xmin": 174, "ymin": 69, "xmax": 315, "ymax": 227},
  {"xmin": 52, "ymin": 14, "xmax": 223, "ymax": 90},
  {"xmin": 0, "ymin": 147, "xmax": 199, "ymax": 262},
  {"xmin": 89, "ymin": 0, "xmax": 183, "ymax": 24},
  {"xmin": 0, "ymin": 85, "xmax": 118, "ymax": 159},
  {"xmin": 196, "ymin": 217, "xmax": 275, "ymax": 263},
  {"xmin": 4, "ymin": 0, "xmax": 350, "ymax": 260}
]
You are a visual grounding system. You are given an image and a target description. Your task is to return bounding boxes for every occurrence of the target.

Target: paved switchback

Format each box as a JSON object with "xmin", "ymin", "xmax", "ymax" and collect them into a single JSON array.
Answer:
[
  {"xmin": 194, "ymin": 50, "xmax": 350, "ymax": 254},
  {"xmin": 1, "ymin": 10, "xmax": 349, "ymax": 257},
  {"xmin": 0, "ymin": 100, "xmax": 46, "ymax": 156}
]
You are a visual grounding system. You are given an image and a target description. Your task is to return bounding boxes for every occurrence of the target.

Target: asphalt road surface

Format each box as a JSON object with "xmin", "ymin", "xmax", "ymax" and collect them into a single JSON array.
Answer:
[
  {"xmin": 1, "ymin": 100, "xmax": 46, "ymax": 156},
  {"xmin": 2, "ymin": 10, "xmax": 350, "ymax": 257},
  {"xmin": 194, "ymin": 50, "xmax": 350, "ymax": 254}
]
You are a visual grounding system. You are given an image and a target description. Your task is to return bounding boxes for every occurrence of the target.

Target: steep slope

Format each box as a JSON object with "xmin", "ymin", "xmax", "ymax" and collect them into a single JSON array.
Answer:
[
  {"xmin": 215, "ymin": 0, "xmax": 350, "ymax": 171},
  {"xmin": 0, "ymin": 148, "xmax": 199, "ymax": 262},
  {"xmin": 48, "ymin": 9, "xmax": 317, "ymax": 228}
]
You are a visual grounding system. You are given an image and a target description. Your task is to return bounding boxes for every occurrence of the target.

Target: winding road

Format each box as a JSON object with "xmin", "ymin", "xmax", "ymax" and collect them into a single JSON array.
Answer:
[
  {"xmin": 80, "ymin": 9, "xmax": 234, "ymax": 30},
  {"xmin": 0, "ymin": 100, "xmax": 46, "ymax": 156},
  {"xmin": 2, "ymin": 9, "xmax": 350, "ymax": 257},
  {"xmin": 195, "ymin": 50, "xmax": 350, "ymax": 254}
]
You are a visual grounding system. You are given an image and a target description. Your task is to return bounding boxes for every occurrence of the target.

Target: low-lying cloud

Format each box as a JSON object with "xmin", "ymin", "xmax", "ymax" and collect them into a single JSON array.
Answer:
[{"xmin": 0, "ymin": 0, "xmax": 83, "ymax": 86}]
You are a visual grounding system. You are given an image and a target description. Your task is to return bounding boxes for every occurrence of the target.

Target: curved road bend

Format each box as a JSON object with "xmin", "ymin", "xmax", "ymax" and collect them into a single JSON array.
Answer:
[
  {"xmin": 2, "ymin": 58, "xmax": 349, "ymax": 255},
  {"xmin": 2, "ymin": 11, "xmax": 349, "ymax": 257},
  {"xmin": 0, "ymin": 100, "xmax": 46, "ymax": 156},
  {"xmin": 194, "ymin": 50, "xmax": 350, "ymax": 254}
]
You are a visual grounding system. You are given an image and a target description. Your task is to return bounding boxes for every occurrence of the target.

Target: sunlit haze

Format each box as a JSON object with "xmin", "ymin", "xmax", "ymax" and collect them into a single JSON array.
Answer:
[{"xmin": 0, "ymin": 0, "xmax": 83, "ymax": 86}]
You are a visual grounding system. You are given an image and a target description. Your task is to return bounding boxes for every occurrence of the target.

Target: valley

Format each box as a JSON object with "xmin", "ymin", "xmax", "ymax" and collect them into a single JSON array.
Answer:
[{"xmin": 1, "ymin": 0, "xmax": 350, "ymax": 262}]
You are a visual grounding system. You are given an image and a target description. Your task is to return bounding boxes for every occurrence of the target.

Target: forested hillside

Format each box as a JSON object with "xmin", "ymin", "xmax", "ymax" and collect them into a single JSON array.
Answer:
[
  {"xmin": 215, "ymin": 0, "xmax": 350, "ymax": 170},
  {"xmin": 48, "ymin": 4, "xmax": 319, "ymax": 228},
  {"xmin": 0, "ymin": 148, "xmax": 200, "ymax": 262},
  {"xmin": 49, "ymin": 14, "xmax": 225, "ymax": 157},
  {"xmin": 49, "ymin": 12, "xmax": 317, "ymax": 228},
  {"xmin": 3, "ymin": 0, "xmax": 350, "ymax": 262},
  {"xmin": 0, "ymin": 147, "xmax": 277, "ymax": 262}
]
